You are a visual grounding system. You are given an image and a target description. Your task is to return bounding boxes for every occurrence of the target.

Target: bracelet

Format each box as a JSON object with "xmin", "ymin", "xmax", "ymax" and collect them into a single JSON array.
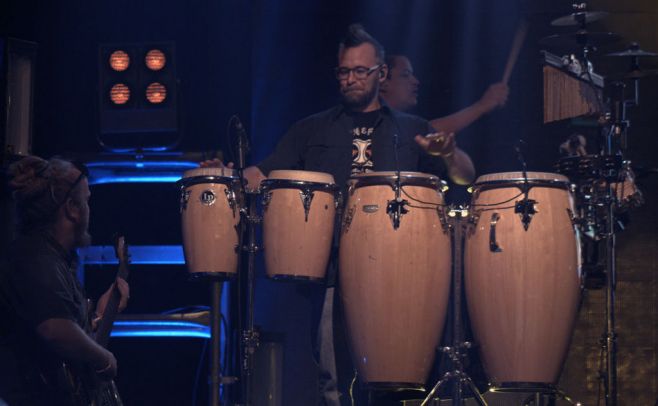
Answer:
[{"xmin": 95, "ymin": 358, "xmax": 112, "ymax": 374}]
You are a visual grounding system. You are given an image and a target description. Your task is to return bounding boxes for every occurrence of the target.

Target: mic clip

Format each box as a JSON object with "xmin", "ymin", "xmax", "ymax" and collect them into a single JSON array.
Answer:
[
  {"xmin": 387, "ymin": 198, "xmax": 409, "ymax": 230},
  {"xmin": 514, "ymin": 198, "xmax": 537, "ymax": 230}
]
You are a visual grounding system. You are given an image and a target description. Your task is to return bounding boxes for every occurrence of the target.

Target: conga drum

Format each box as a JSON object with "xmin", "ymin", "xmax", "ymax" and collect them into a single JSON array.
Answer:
[
  {"xmin": 261, "ymin": 170, "xmax": 339, "ymax": 282},
  {"xmin": 178, "ymin": 167, "xmax": 242, "ymax": 279},
  {"xmin": 464, "ymin": 172, "xmax": 581, "ymax": 386},
  {"xmin": 339, "ymin": 172, "xmax": 451, "ymax": 389}
]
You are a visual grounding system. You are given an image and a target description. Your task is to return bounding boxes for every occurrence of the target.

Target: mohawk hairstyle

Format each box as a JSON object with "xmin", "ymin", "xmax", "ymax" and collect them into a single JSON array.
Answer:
[{"xmin": 338, "ymin": 23, "xmax": 386, "ymax": 64}]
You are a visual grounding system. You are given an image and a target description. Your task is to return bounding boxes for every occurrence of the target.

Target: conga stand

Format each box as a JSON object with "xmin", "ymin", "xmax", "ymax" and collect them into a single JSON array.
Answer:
[{"xmin": 421, "ymin": 209, "xmax": 488, "ymax": 406}]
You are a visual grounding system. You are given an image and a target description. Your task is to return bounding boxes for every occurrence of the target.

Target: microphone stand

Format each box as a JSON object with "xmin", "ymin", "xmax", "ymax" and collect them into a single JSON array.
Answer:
[{"xmin": 234, "ymin": 117, "xmax": 259, "ymax": 406}]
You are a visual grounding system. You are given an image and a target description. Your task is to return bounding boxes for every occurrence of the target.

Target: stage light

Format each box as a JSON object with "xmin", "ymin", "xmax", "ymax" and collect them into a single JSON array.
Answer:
[
  {"xmin": 110, "ymin": 83, "xmax": 130, "ymax": 105},
  {"xmin": 146, "ymin": 82, "xmax": 167, "ymax": 104},
  {"xmin": 99, "ymin": 42, "xmax": 178, "ymax": 150},
  {"xmin": 145, "ymin": 49, "xmax": 166, "ymax": 71},
  {"xmin": 109, "ymin": 50, "xmax": 130, "ymax": 72}
]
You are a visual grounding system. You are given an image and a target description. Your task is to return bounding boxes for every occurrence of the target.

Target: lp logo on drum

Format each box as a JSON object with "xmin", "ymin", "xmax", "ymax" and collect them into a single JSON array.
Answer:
[{"xmin": 200, "ymin": 190, "xmax": 216, "ymax": 206}]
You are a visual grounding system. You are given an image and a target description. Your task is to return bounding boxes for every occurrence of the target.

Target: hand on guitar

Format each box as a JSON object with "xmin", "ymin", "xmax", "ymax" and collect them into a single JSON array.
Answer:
[
  {"xmin": 93, "ymin": 277, "xmax": 130, "ymax": 331},
  {"xmin": 93, "ymin": 349, "xmax": 118, "ymax": 381}
]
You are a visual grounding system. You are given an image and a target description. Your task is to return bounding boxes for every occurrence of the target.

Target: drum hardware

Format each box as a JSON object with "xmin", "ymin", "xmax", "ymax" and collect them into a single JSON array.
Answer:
[
  {"xmin": 515, "ymin": 140, "xmax": 537, "ymax": 231},
  {"xmin": 180, "ymin": 189, "xmax": 190, "ymax": 212},
  {"xmin": 388, "ymin": 133, "xmax": 410, "ymax": 230},
  {"xmin": 422, "ymin": 209, "xmax": 488, "ymax": 406},
  {"xmin": 386, "ymin": 196, "xmax": 409, "ymax": 229},
  {"xmin": 488, "ymin": 213, "xmax": 502, "ymax": 252},
  {"xmin": 225, "ymin": 188, "xmax": 238, "ymax": 216}
]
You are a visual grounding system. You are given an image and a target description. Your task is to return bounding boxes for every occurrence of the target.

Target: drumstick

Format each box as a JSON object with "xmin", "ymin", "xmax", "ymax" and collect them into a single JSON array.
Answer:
[{"xmin": 502, "ymin": 20, "xmax": 528, "ymax": 85}]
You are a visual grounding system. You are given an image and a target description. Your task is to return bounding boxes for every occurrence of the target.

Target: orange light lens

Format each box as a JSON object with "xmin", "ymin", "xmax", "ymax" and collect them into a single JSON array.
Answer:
[
  {"xmin": 110, "ymin": 83, "xmax": 130, "ymax": 105},
  {"xmin": 109, "ymin": 50, "xmax": 130, "ymax": 72},
  {"xmin": 145, "ymin": 49, "xmax": 166, "ymax": 71},
  {"xmin": 146, "ymin": 82, "xmax": 167, "ymax": 104}
]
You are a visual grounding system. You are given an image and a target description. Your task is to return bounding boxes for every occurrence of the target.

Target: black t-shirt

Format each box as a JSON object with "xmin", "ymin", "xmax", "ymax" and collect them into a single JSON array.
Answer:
[
  {"xmin": 348, "ymin": 109, "xmax": 380, "ymax": 175},
  {"xmin": 0, "ymin": 231, "xmax": 88, "ymax": 404},
  {"xmin": 257, "ymin": 103, "xmax": 446, "ymax": 188}
]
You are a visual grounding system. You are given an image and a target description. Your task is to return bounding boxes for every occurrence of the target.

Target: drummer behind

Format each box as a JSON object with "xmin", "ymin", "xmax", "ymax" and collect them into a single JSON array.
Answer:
[
  {"xmin": 380, "ymin": 54, "xmax": 508, "ymax": 133},
  {"xmin": 203, "ymin": 24, "xmax": 474, "ymax": 405}
]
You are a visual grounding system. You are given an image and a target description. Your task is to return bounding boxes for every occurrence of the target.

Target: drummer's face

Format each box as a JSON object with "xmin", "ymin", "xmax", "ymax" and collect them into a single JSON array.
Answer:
[{"xmin": 337, "ymin": 43, "xmax": 386, "ymax": 112}]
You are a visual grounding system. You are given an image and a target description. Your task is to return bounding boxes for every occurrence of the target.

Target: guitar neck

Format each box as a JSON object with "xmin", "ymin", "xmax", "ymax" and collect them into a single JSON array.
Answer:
[{"xmin": 95, "ymin": 252, "xmax": 130, "ymax": 348}]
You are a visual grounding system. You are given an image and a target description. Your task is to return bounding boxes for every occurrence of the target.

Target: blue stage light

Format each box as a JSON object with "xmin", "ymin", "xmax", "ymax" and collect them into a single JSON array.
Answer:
[{"xmin": 111, "ymin": 320, "xmax": 210, "ymax": 339}]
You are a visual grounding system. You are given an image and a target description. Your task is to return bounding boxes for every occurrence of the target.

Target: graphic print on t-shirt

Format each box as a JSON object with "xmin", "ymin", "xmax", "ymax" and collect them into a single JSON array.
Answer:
[{"xmin": 350, "ymin": 110, "xmax": 380, "ymax": 175}]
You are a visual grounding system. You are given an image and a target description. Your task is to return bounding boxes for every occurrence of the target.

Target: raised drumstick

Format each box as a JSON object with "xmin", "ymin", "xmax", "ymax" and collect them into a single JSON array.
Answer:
[{"xmin": 502, "ymin": 20, "xmax": 528, "ymax": 85}]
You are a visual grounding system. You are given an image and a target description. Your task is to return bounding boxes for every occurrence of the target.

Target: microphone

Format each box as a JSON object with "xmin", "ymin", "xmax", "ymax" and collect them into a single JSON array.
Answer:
[
  {"xmin": 513, "ymin": 139, "xmax": 536, "ymax": 230},
  {"xmin": 386, "ymin": 133, "xmax": 408, "ymax": 230},
  {"xmin": 233, "ymin": 115, "xmax": 250, "ymax": 170}
]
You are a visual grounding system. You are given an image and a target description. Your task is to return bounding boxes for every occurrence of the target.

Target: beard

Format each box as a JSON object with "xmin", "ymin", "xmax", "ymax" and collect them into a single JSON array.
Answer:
[
  {"xmin": 74, "ymin": 217, "xmax": 92, "ymax": 248},
  {"xmin": 341, "ymin": 83, "xmax": 379, "ymax": 110}
]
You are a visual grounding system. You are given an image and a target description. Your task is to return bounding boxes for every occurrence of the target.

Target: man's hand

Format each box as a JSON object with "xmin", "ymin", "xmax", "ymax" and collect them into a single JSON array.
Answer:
[
  {"xmin": 94, "ymin": 349, "xmax": 118, "ymax": 381},
  {"xmin": 477, "ymin": 82, "xmax": 509, "ymax": 113},
  {"xmin": 414, "ymin": 132, "xmax": 456, "ymax": 158},
  {"xmin": 94, "ymin": 278, "xmax": 129, "ymax": 329},
  {"xmin": 199, "ymin": 159, "xmax": 234, "ymax": 169}
]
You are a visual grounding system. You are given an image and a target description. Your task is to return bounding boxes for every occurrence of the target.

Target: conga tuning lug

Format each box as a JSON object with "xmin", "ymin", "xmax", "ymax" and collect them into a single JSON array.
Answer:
[
  {"xmin": 342, "ymin": 205, "xmax": 356, "ymax": 234},
  {"xmin": 334, "ymin": 192, "xmax": 344, "ymax": 210},
  {"xmin": 299, "ymin": 189, "xmax": 315, "ymax": 222},
  {"xmin": 438, "ymin": 208, "xmax": 451, "ymax": 233},
  {"xmin": 179, "ymin": 189, "xmax": 191, "ymax": 213},
  {"xmin": 225, "ymin": 188, "xmax": 237, "ymax": 217},
  {"xmin": 490, "ymin": 212, "xmax": 503, "ymax": 252},
  {"xmin": 261, "ymin": 190, "xmax": 272, "ymax": 211}
]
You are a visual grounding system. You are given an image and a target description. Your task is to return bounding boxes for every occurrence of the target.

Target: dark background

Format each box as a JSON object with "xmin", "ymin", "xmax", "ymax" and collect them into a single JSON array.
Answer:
[{"xmin": 2, "ymin": 0, "xmax": 657, "ymax": 405}]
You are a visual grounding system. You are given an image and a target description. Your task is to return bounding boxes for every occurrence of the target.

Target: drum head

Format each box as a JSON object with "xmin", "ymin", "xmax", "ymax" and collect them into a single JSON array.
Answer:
[
  {"xmin": 348, "ymin": 171, "xmax": 441, "ymax": 190},
  {"xmin": 267, "ymin": 170, "xmax": 335, "ymax": 184}
]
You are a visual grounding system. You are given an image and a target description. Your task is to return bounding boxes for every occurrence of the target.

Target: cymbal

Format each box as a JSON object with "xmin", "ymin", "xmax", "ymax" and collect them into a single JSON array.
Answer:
[
  {"xmin": 606, "ymin": 69, "xmax": 658, "ymax": 81},
  {"xmin": 607, "ymin": 43, "xmax": 657, "ymax": 57},
  {"xmin": 551, "ymin": 11, "xmax": 608, "ymax": 26},
  {"xmin": 540, "ymin": 31, "xmax": 621, "ymax": 49}
]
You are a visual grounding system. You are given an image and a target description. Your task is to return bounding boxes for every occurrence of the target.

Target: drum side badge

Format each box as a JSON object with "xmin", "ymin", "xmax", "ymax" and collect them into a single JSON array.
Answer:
[{"xmin": 200, "ymin": 190, "xmax": 217, "ymax": 206}]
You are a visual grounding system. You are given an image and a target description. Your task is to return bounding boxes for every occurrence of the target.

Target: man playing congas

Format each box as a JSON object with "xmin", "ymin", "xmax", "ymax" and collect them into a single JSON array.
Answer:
[{"xmin": 202, "ymin": 24, "xmax": 475, "ymax": 406}]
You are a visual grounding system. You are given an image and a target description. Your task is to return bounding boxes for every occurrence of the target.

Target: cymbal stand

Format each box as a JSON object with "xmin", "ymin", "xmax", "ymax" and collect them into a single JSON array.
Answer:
[
  {"xmin": 421, "ymin": 208, "xmax": 487, "ymax": 406},
  {"xmin": 597, "ymin": 77, "xmax": 634, "ymax": 406}
]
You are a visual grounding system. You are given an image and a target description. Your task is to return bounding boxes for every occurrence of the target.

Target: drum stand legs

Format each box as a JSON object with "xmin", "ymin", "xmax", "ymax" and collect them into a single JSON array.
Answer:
[
  {"xmin": 421, "ymin": 211, "xmax": 488, "ymax": 406},
  {"xmin": 235, "ymin": 191, "xmax": 261, "ymax": 406}
]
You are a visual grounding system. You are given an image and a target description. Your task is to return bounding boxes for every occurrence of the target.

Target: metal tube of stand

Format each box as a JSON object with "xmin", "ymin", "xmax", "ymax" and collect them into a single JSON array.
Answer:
[
  {"xmin": 604, "ymin": 189, "xmax": 618, "ymax": 406},
  {"xmin": 240, "ymin": 193, "xmax": 259, "ymax": 406},
  {"xmin": 210, "ymin": 280, "xmax": 223, "ymax": 406}
]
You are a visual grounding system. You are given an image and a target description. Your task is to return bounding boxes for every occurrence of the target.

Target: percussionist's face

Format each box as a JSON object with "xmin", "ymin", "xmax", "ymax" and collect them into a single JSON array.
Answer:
[{"xmin": 337, "ymin": 43, "xmax": 385, "ymax": 111}]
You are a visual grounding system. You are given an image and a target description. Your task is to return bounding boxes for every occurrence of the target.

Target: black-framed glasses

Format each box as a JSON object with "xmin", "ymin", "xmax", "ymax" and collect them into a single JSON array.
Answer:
[
  {"xmin": 334, "ymin": 64, "xmax": 382, "ymax": 80},
  {"xmin": 57, "ymin": 160, "xmax": 89, "ymax": 207}
]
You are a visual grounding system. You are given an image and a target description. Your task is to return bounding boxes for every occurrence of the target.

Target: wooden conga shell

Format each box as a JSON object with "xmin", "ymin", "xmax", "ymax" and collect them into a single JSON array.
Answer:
[
  {"xmin": 464, "ymin": 172, "xmax": 581, "ymax": 385},
  {"xmin": 262, "ymin": 170, "xmax": 337, "ymax": 282},
  {"xmin": 339, "ymin": 172, "xmax": 451, "ymax": 388},
  {"xmin": 179, "ymin": 167, "xmax": 241, "ymax": 279}
]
